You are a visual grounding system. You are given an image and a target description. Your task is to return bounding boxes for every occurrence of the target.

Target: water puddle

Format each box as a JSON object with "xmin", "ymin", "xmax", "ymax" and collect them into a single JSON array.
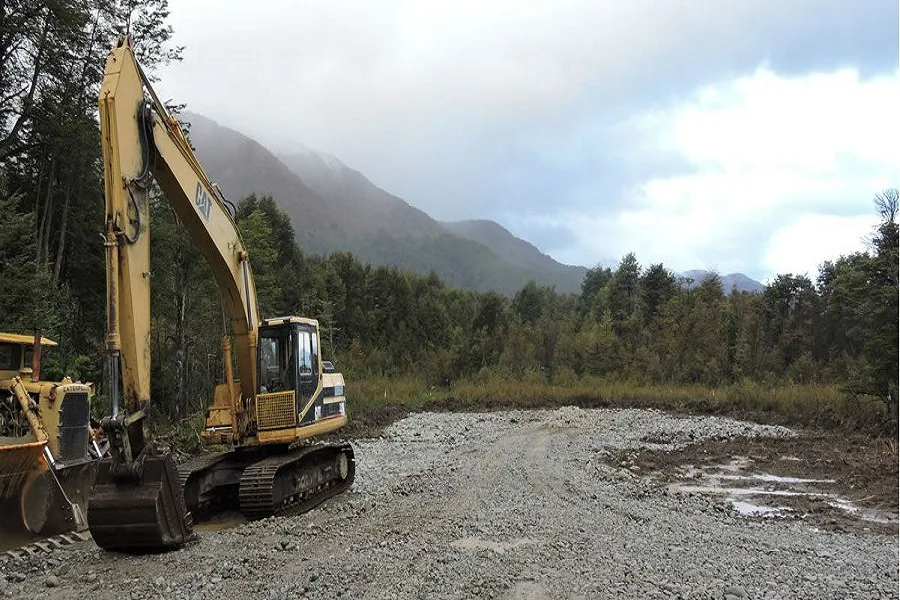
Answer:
[
  {"xmin": 825, "ymin": 498, "xmax": 897, "ymax": 525},
  {"xmin": 717, "ymin": 473, "xmax": 835, "ymax": 485},
  {"xmin": 667, "ymin": 456, "xmax": 898, "ymax": 528},
  {"xmin": 729, "ymin": 499, "xmax": 791, "ymax": 518}
]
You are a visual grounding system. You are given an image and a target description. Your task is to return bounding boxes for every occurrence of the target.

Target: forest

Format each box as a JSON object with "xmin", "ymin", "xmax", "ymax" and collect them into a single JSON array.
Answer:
[{"xmin": 0, "ymin": 1, "xmax": 897, "ymax": 439}]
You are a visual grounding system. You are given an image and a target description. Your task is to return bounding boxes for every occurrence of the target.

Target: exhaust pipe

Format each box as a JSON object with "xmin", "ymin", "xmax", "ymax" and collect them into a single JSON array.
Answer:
[{"xmin": 31, "ymin": 329, "xmax": 41, "ymax": 383}]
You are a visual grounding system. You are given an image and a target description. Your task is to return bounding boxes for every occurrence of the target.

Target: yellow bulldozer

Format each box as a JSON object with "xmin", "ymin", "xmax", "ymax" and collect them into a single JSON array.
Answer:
[{"xmin": 0, "ymin": 332, "xmax": 100, "ymax": 540}]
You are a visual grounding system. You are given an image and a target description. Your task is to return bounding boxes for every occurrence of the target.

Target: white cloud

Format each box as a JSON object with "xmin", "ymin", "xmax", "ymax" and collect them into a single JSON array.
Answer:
[
  {"xmin": 567, "ymin": 66, "xmax": 900, "ymax": 278},
  {"xmin": 158, "ymin": 0, "xmax": 894, "ymax": 200},
  {"xmin": 765, "ymin": 214, "xmax": 877, "ymax": 279}
]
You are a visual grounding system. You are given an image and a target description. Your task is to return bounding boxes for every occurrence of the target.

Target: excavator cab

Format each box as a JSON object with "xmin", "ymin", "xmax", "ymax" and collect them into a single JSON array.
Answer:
[
  {"xmin": 257, "ymin": 322, "xmax": 314, "ymax": 396},
  {"xmin": 252, "ymin": 317, "xmax": 347, "ymax": 441},
  {"xmin": 258, "ymin": 321, "xmax": 317, "ymax": 404}
]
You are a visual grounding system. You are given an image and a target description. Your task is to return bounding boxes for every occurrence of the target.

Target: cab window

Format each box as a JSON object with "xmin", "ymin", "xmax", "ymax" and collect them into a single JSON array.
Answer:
[
  {"xmin": 0, "ymin": 344, "xmax": 21, "ymax": 371},
  {"xmin": 298, "ymin": 330, "xmax": 313, "ymax": 375},
  {"xmin": 257, "ymin": 329, "xmax": 296, "ymax": 394}
]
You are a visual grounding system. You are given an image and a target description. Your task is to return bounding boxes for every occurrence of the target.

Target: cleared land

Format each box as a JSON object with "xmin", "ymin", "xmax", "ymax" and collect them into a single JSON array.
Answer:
[{"xmin": 1, "ymin": 407, "xmax": 897, "ymax": 600}]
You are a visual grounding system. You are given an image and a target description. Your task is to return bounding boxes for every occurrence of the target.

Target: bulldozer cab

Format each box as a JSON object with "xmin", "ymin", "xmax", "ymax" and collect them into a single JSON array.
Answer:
[
  {"xmin": 257, "ymin": 318, "xmax": 319, "ymax": 405},
  {"xmin": 0, "ymin": 334, "xmax": 57, "ymax": 381}
]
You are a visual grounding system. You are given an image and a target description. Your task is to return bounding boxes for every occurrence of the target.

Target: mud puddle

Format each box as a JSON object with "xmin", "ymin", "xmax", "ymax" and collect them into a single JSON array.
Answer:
[
  {"xmin": 193, "ymin": 510, "xmax": 247, "ymax": 533},
  {"xmin": 667, "ymin": 456, "xmax": 897, "ymax": 528},
  {"xmin": 632, "ymin": 433, "xmax": 898, "ymax": 534}
]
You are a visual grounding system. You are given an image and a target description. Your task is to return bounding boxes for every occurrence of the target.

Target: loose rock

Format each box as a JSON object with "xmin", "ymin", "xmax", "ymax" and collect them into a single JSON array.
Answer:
[{"xmin": 0, "ymin": 408, "xmax": 893, "ymax": 600}]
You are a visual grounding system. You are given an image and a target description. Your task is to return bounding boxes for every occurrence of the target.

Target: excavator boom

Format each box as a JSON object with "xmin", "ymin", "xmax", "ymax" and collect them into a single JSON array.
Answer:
[{"xmin": 99, "ymin": 38, "xmax": 259, "ymax": 412}]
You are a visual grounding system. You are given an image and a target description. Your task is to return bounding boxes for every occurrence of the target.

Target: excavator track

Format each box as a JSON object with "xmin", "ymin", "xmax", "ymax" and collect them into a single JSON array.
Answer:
[
  {"xmin": 178, "ymin": 452, "xmax": 233, "ymax": 509},
  {"xmin": 178, "ymin": 453, "xmax": 230, "ymax": 490},
  {"xmin": 238, "ymin": 443, "xmax": 354, "ymax": 520}
]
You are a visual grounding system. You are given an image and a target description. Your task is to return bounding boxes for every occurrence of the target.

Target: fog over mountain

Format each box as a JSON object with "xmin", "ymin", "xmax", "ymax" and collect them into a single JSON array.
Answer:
[{"xmin": 183, "ymin": 112, "xmax": 586, "ymax": 294}]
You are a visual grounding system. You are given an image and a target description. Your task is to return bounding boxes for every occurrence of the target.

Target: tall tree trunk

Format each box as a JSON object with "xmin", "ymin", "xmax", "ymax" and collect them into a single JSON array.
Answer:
[
  {"xmin": 32, "ymin": 157, "xmax": 46, "ymax": 221},
  {"xmin": 174, "ymin": 259, "xmax": 190, "ymax": 418},
  {"xmin": 52, "ymin": 175, "xmax": 74, "ymax": 284},
  {"xmin": 0, "ymin": 8, "xmax": 50, "ymax": 162},
  {"xmin": 36, "ymin": 158, "xmax": 54, "ymax": 263},
  {"xmin": 40, "ymin": 169, "xmax": 56, "ymax": 266}
]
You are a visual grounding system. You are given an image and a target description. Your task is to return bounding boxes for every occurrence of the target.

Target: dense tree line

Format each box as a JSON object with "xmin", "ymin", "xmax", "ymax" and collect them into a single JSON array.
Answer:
[
  {"xmin": 0, "ymin": 3, "xmax": 895, "ymax": 430},
  {"xmin": 129, "ymin": 191, "xmax": 898, "ymax": 427}
]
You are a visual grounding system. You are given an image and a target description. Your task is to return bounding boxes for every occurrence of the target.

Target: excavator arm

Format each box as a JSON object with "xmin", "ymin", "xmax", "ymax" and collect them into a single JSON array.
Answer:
[
  {"xmin": 100, "ymin": 37, "xmax": 258, "ymax": 412},
  {"xmin": 88, "ymin": 37, "xmax": 259, "ymax": 551}
]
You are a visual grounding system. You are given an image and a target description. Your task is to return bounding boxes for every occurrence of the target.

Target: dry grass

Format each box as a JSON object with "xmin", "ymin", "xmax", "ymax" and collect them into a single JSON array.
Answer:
[{"xmin": 346, "ymin": 374, "xmax": 894, "ymax": 437}]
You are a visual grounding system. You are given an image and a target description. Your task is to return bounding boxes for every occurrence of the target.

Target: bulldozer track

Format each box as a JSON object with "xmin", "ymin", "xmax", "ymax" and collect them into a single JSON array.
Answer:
[
  {"xmin": 3, "ymin": 530, "xmax": 92, "ymax": 560},
  {"xmin": 238, "ymin": 443, "xmax": 355, "ymax": 520}
]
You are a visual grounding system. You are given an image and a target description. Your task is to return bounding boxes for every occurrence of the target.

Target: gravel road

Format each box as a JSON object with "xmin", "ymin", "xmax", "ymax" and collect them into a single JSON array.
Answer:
[{"xmin": 1, "ymin": 407, "xmax": 897, "ymax": 599}]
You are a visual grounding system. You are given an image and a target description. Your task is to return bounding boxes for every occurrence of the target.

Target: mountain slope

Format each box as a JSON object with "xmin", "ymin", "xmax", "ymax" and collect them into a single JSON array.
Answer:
[
  {"xmin": 278, "ymin": 144, "xmax": 586, "ymax": 293},
  {"xmin": 182, "ymin": 112, "xmax": 339, "ymax": 256},
  {"xmin": 441, "ymin": 220, "xmax": 586, "ymax": 292},
  {"xmin": 679, "ymin": 270, "xmax": 765, "ymax": 294},
  {"xmin": 277, "ymin": 148, "xmax": 446, "ymax": 242},
  {"xmin": 181, "ymin": 112, "xmax": 585, "ymax": 294}
]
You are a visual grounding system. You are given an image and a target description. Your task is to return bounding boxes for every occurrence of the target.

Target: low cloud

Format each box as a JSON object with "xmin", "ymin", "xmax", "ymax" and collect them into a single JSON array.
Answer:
[{"xmin": 159, "ymin": 0, "xmax": 899, "ymax": 280}]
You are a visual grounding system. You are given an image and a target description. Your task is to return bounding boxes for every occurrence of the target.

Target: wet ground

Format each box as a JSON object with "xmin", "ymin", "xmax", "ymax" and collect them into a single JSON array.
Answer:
[{"xmin": 630, "ymin": 433, "xmax": 899, "ymax": 535}]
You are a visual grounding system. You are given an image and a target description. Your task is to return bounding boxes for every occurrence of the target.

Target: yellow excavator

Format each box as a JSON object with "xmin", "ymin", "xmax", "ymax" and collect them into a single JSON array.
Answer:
[{"xmin": 87, "ymin": 37, "xmax": 354, "ymax": 552}]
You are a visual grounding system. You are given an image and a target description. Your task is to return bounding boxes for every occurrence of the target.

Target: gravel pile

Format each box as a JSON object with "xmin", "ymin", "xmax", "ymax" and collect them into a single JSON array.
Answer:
[{"xmin": 1, "ymin": 407, "xmax": 895, "ymax": 600}]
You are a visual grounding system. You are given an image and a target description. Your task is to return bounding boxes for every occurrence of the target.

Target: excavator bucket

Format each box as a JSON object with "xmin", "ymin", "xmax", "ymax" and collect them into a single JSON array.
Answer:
[{"xmin": 87, "ymin": 441, "xmax": 193, "ymax": 552}]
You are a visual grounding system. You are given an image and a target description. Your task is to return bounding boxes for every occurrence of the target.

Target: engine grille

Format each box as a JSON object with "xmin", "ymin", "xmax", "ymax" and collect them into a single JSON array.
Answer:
[
  {"xmin": 58, "ymin": 389, "xmax": 90, "ymax": 463},
  {"xmin": 255, "ymin": 391, "xmax": 297, "ymax": 431}
]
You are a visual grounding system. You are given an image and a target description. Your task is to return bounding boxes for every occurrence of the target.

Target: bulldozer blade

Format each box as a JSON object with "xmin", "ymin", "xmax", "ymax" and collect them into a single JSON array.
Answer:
[
  {"xmin": 0, "ymin": 440, "xmax": 46, "ymax": 538},
  {"xmin": 0, "ymin": 440, "xmax": 89, "ymax": 536},
  {"xmin": 0, "ymin": 439, "xmax": 45, "ymax": 501},
  {"xmin": 87, "ymin": 447, "xmax": 193, "ymax": 552},
  {"xmin": 20, "ymin": 459, "xmax": 99, "ymax": 535},
  {"xmin": 0, "ymin": 435, "xmax": 99, "ymax": 537},
  {"xmin": 18, "ymin": 459, "xmax": 92, "ymax": 536}
]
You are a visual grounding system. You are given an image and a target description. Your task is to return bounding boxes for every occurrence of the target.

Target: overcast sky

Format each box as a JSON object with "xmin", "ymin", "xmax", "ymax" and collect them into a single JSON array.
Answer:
[{"xmin": 156, "ymin": 0, "xmax": 899, "ymax": 282}]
